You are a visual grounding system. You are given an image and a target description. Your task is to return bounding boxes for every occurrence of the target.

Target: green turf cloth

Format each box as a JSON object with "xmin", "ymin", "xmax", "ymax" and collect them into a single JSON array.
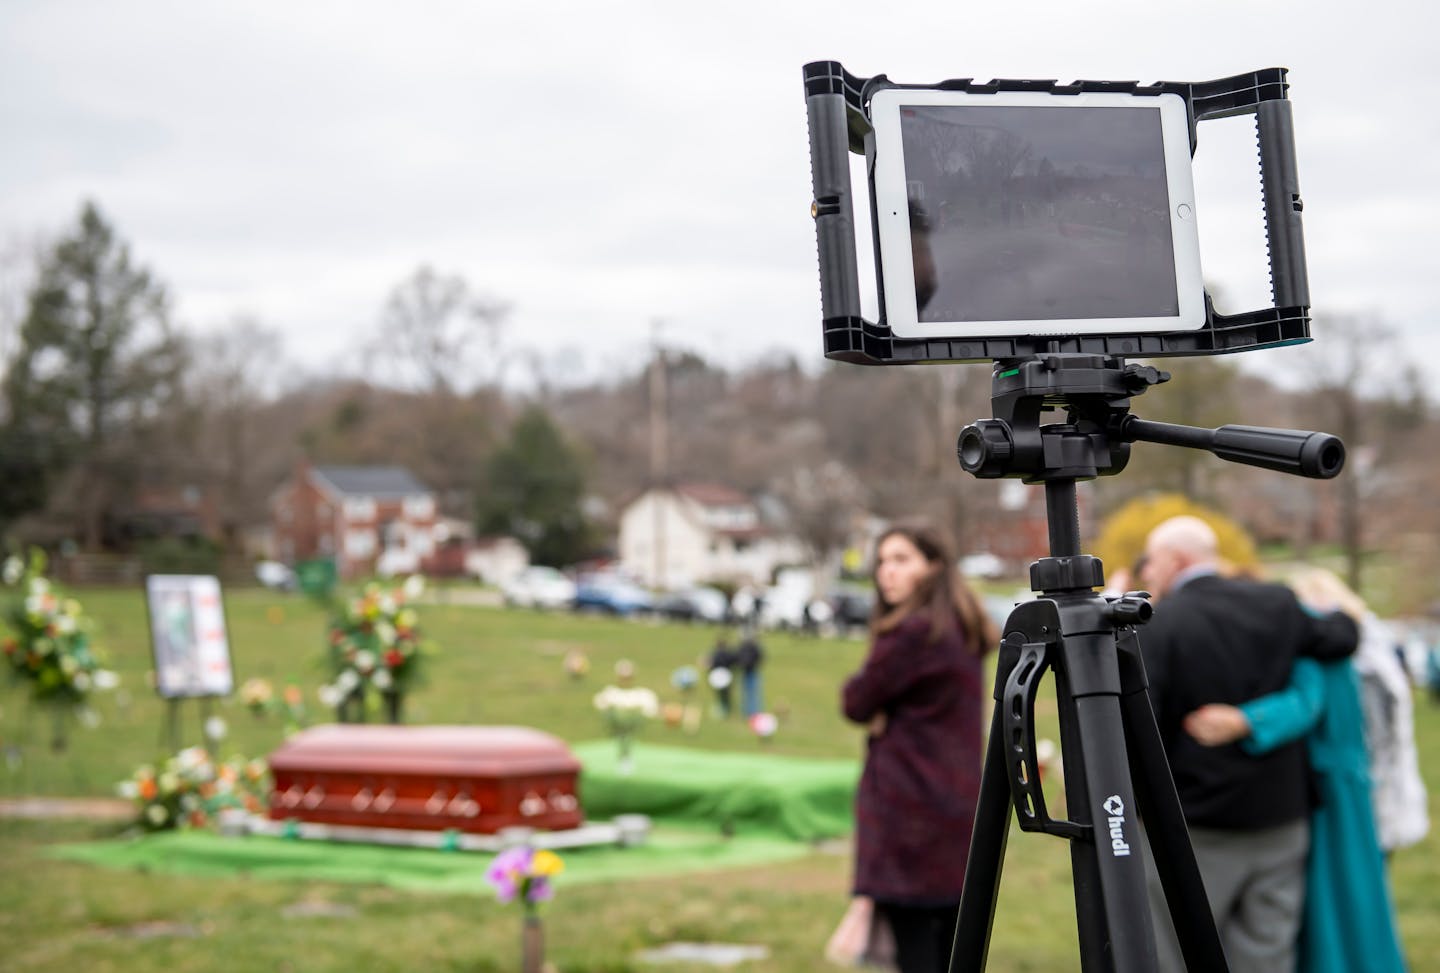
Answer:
[
  {"xmin": 571, "ymin": 740, "xmax": 860, "ymax": 842},
  {"xmin": 47, "ymin": 826, "xmax": 815, "ymax": 894}
]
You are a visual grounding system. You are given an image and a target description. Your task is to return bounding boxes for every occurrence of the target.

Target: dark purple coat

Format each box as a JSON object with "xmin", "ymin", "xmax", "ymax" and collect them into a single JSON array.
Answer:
[{"xmin": 842, "ymin": 612, "xmax": 985, "ymax": 906}]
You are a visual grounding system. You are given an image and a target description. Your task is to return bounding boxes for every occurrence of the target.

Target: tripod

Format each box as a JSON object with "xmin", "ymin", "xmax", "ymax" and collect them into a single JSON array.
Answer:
[{"xmin": 948, "ymin": 354, "xmax": 1344, "ymax": 972}]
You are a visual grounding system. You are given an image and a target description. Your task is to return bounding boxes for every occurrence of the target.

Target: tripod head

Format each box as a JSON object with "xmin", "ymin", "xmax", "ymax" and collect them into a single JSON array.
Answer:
[{"xmin": 958, "ymin": 353, "xmax": 1345, "ymax": 484}]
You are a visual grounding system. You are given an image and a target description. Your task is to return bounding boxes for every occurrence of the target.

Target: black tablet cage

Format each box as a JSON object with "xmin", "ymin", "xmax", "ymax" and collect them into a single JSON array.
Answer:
[{"xmin": 803, "ymin": 61, "xmax": 1310, "ymax": 365}]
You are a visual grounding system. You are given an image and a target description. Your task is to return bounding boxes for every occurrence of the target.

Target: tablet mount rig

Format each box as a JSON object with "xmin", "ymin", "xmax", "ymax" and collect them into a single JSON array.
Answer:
[
  {"xmin": 803, "ymin": 62, "xmax": 1344, "ymax": 973},
  {"xmin": 803, "ymin": 61, "xmax": 1310, "ymax": 365}
]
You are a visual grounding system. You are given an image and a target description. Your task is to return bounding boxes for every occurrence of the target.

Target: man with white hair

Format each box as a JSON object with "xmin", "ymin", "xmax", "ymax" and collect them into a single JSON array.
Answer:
[{"xmin": 1138, "ymin": 515, "xmax": 1359, "ymax": 973}]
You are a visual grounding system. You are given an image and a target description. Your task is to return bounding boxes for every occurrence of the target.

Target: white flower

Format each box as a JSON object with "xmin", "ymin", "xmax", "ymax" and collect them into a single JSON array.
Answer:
[
  {"xmin": 378, "ymin": 595, "xmax": 397, "ymax": 616},
  {"xmin": 205, "ymin": 716, "xmax": 228, "ymax": 741},
  {"xmin": 72, "ymin": 671, "xmax": 91, "ymax": 693},
  {"xmin": 402, "ymin": 575, "xmax": 425, "ymax": 600},
  {"xmin": 117, "ymin": 780, "xmax": 139, "ymax": 800},
  {"xmin": 353, "ymin": 650, "xmax": 376, "ymax": 674},
  {"xmin": 93, "ymin": 670, "xmax": 120, "ymax": 690},
  {"xmin": 373, "ymin": 622, "xmax": 396, "ymax": 647},
  {"xmin": 372, "ymin": 668, "xmax": 393, "ymax": 691},
  {"xmin": 594, "ymin": 685, "xmax": 659, "ymax": 717},
  {"xmin": 28, "ymin": 577, "xmax": 49, "ymax": 596},
  {"xmin": 53, "ymin": 614, "xmax": 76, "ymax": 635},
  {"xmin": 145, "ymin": 804, "xmax": 169, "ymax": 826},
  {"xmin": 317, "ymin": 684, "xmax": 343, "ymax": 708},
  {"xmin": 158, "ymin": 771, "xmax": 181, "ymax": 794},
  {"xmin": 336, "ymin": 669, "xmax": 360, "ymax": 693},
  {"xmin": 2, "ymin": 556, "xmax": 22, "ymax": 585},
  {"xmin": 177, "ymin": 747, "xmax": 209, "ymax": 772}
]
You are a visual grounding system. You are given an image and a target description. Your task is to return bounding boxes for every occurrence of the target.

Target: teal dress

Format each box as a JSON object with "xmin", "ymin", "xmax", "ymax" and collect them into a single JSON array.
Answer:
[{"xmin": 1239, "ymin": 658, "xmax": 1406, "ymax": 973}]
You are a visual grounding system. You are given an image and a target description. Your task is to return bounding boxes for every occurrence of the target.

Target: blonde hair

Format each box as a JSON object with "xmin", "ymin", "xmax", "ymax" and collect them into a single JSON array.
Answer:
[{"xmin": 1289, "ymin": 568, "xmax": 1368, "ymax": 623}]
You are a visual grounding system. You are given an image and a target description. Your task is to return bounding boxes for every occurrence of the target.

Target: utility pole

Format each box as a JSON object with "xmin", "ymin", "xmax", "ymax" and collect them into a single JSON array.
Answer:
[{"xmin": 649, "ymin": 321, "xmax": 669, "ymax": 589}]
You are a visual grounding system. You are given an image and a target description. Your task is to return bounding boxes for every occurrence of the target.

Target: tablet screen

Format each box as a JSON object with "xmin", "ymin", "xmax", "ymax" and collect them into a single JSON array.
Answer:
[{"xmin": 870, "ymin": 89, "xmax": 1204, "ymax": 339}]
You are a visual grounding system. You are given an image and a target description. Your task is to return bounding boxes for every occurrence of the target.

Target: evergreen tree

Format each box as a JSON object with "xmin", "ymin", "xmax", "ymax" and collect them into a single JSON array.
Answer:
[
  {"xmin": 2, "ymin": 202, "xmax": 188, "ymax": 549},
  {"xmin": 476, "ymin": 406, "xmax": 593, "ymax": 567}
]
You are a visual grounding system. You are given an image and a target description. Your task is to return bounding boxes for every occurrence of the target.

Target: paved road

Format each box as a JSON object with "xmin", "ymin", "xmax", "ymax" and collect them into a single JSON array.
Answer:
[{"xmin": 0, "ymin": 797, "xmax": 133, "ymax": 820}]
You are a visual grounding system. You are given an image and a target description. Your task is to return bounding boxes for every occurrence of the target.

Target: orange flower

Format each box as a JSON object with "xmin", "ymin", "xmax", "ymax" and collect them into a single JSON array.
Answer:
[{"xmin": 138, "ymin": 777, "xmax": 158, "ymax": 800}]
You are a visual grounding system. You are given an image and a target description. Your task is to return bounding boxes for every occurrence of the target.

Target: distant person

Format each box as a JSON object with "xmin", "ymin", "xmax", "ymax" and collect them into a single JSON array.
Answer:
[
  {"xmin": 1137, "ymin": 517, "xmax": 1360, "ymax": 973},
  {"xmin": 839, "ymin": 520, "xmax": 998, "ymax": 973},
  {"xmin": 707, "ymin": 636, "xmax": 737, "ymax": 718},
  {"xmin": 734, "ymin": 630, "xmax": 765, "ymax": 718},
  {"xmin": 1183, "ymin": 569, "xmax": 1412, "ymax": 973}
]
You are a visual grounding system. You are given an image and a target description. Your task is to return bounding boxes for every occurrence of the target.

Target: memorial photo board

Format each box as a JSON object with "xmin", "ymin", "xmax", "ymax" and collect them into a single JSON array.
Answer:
[{"xmin": 145, "ymin": 574, "xmax": 235, "ymax": 698}]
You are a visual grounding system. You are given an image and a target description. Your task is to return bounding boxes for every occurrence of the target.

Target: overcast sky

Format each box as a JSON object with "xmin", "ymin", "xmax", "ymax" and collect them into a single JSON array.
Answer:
[{"xmin": 2, "ymin": 0, "xmax": 1435, "ymax": 391}]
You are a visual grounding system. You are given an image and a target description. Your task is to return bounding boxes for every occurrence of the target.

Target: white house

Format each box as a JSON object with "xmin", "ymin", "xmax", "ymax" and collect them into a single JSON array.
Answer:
[{"xmin": 617, "ymin": 482, "xmax": 806, "ymax": 589}]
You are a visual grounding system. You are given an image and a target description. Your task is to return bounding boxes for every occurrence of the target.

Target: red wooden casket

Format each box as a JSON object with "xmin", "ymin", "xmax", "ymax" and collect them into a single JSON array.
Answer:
[{"xmin": 266, "ymin": 725, "xmax": 583, "ymax": 834}]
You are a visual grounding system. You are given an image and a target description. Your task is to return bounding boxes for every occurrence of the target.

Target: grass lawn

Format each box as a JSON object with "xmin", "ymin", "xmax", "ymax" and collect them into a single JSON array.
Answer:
[{"xmin": 3, "ymin": 586, "xmax": 1439, "ymax": 971}]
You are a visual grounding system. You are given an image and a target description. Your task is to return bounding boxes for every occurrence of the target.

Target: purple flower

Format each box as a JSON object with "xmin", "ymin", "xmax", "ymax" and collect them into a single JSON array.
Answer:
[
  {"xmin": 526, "ymin": 876, "xmax": 553, "ymax": 903},
  {"xmin": 486, "ymin": 846, "xmax": 534, "ymax": 903}
]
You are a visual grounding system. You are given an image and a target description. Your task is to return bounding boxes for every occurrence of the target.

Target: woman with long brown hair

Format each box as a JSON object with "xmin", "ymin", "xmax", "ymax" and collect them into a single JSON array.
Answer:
[{"xmin": 839, "ymin": 520, "xmax": 999, "ymax": 973}]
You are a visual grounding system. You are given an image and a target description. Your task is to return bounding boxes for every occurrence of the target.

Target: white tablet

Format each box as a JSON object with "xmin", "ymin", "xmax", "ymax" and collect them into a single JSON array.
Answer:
[{"xmin": 869, "ymin": 87, "xmax": 1206, "ymax": 340}]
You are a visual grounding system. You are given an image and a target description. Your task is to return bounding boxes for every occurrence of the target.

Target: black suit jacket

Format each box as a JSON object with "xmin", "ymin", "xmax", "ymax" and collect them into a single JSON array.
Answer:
[{"xmin": 1140, "ymin": 573, "xmax": 1359, "ymax": 829}]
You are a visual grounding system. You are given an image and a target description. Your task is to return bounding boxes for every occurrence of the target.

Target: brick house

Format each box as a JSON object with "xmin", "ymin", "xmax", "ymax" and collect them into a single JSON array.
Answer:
[{"xmin": 271, "ymin": 463, "xmax": 438, "ymax": 579}]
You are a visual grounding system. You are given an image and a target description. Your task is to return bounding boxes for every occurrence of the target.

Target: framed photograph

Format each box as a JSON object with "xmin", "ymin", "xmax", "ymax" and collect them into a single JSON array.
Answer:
[{"xmin": 145, "ymin": 574, "xmax": 234, "ymax": 699}]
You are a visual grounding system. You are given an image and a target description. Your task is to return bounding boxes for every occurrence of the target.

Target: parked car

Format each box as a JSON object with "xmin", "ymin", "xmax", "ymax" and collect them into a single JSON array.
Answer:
[
  {"xmin": 500, "ymin": 566, "xmax": 577, "ymax": 610},
  {"xmin": 759, "ymin": 586, "xmax": 834, "ymax": 633},
  {"xmin": 572, "ymin": 574, "xmax": 654, "ymax": 617},
  {"xmin": 254, "ymin": 560, "xmax": 297, "ymax": 592},
  {"xmin": 829, "ymin": 589, "xmax": 875, "ymax": 635},
  {"xmin": 655, "ymin": 586, "xmax": 730, "ymax": 624},
  {"xmin": 959, "ymin": 552, "xmax": 1007, "ymax": 579}
]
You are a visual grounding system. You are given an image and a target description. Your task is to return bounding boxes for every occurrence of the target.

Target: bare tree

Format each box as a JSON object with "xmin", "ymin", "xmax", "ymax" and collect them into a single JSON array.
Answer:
[
  {"xmin": 1293, "ymin": 314, "xmax": 1396, "ymax": 591},
  {"xmin": 770, "ymin": 459, "xmax": 868, "ymax": 583},
  {"xmin": 191, "ymin": 317, "xmax": 291, "ymax": 540},
  {"xmin": 368, "ymin": 265, "xmax": 510, "ymax": 396}
]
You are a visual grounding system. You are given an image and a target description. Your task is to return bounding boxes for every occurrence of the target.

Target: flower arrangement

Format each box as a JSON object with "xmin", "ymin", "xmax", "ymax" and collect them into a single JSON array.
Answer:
[
  {"xmin": 1, "ymin": 552, "xmax": 118, "ymax": 737},
  {"xmin": 669, "ymin": 665, "xmax": 702, "ymax": 733},
  {"xmin": 748, "ymin": 711, "xmax": 779, "ymax": 742},
  {"xmin": 593, "ymin": 660, "xmax": 659, "ymax": 774},
  {"xmin": 486, "ymin": 846, "xmax": 565, "ymax": 973},
  {"xmin": 239, "ymin": 677, "xmax": 274, "ymax": 715},
  {"xmin": 563, "ymin": 648, "xmax": 590, "ymax": 680},
  {"xmin": 487, "ymin": 845, "xmax": 565, "ymax": 910},
  {"xmin": 320, "ymin": 576, "xmax": 430, "ymax": 723},
  {"xmin": 117, "ymin": 747, "xmax": 268, "ymax": 831}
]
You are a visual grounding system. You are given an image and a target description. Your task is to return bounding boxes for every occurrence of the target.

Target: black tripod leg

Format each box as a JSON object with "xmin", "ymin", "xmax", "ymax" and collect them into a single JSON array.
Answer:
[
  {"xmin": 1066, "ymin": 691, "xmax": 1158, "ymax": 972},
  {"xmin": 950, "ymin": 642, "xmax": 1020, "ymax": 971},
  {"xmin": 950, "ymin": 701, "xmax": 1014, "ymax": 970},
  {"xmin": 1117, "ymin": 636, "xmax": 1229, "ymax": 971}
]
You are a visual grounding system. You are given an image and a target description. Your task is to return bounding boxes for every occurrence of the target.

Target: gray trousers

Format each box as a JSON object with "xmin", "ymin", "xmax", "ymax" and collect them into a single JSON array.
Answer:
[{"xmin": 1143, "ymin": 819, "xmax": 1309, "ymax": 973}]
